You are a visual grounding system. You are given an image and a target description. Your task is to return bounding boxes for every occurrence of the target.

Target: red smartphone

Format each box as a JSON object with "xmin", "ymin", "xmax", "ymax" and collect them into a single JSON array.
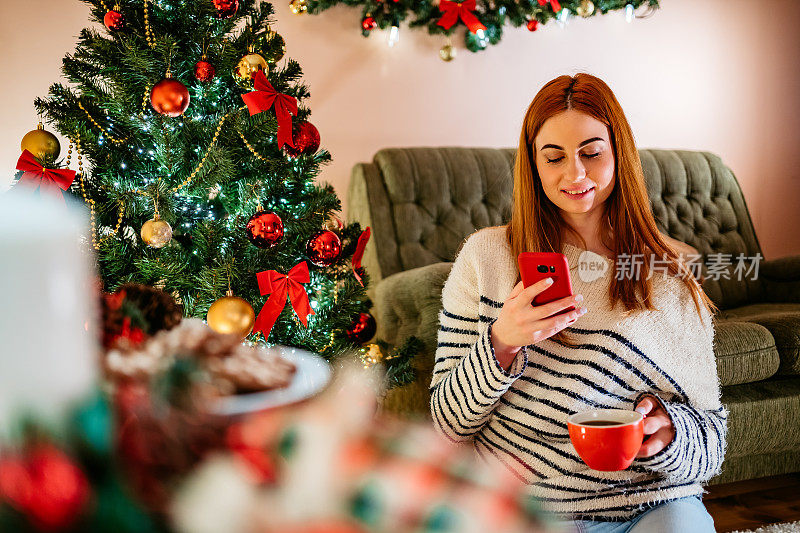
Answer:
[{"xmin": 518, "ymin": 252, "xmax": 576, "ymax": 318}]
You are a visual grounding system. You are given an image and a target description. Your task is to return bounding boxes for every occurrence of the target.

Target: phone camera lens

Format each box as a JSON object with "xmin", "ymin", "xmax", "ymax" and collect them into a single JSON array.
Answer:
[
  {"xmin": 550, "ymin": 266, "xmax": 556, "ymax": 272},
  {"xmin": 537, "ymin": 265, "xmax": 548, "ymax": 273}
]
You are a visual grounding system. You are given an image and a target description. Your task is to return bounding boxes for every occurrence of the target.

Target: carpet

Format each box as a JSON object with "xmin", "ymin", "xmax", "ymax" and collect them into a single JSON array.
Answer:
[{"xmin": 729, "ymin": 522, "xmax": 800, "ymax": 533}]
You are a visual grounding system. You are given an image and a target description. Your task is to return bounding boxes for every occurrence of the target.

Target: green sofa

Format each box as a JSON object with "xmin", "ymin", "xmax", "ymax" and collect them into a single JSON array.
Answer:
[{"xmin": 347, "ymin": 147, "xmax": 800, "ymax": 486}]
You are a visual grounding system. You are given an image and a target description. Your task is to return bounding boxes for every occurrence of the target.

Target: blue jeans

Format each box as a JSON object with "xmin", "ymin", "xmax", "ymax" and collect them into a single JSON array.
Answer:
[{"xmin": 551, "ymin": 495, "xmax": 716, "ymax": 533}]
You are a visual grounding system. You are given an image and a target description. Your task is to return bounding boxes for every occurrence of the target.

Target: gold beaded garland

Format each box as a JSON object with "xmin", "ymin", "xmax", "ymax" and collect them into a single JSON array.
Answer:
[
  {"xmin": 144, "ymin": 0, "xmax": 156, "ymax": 48},
  {"xmin": 170, "ymin": 107, "xmax": 241, "ymax": 193},
  {"xmin": 67, "ymin": 132, "xmax": 125, "ymax": 250},
  {"xmin": 78, "ymin": 100, "xmax": 127, "ymax": 145},
  {"xmin": 237, "ymin": 129, "xmax": 269, "ymax": 162}
]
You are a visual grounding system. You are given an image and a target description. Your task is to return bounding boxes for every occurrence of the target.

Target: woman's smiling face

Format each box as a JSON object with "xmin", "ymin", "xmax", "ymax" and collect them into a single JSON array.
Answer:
[{"xmin": 533, "ymin": 109, "xmax": 616, "ymax": 216}]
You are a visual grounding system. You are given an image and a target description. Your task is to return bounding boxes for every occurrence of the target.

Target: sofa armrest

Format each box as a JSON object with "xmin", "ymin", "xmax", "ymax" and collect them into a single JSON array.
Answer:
[
  {"xmin": 372, "ymin": 262, "xmax": 453, "ymax": 419},
  {"xmin": 373, "ymin": 262, "xmax": 453, "ymax": 353},
  {"xmin": 761, "ymin": 254, "xmax": 800, "ymax": 303}
]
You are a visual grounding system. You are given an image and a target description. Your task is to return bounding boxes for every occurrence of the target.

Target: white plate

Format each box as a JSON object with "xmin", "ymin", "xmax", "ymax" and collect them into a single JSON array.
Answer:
[{"xmin": 210, "ymin": 346, "xmax": 333, "ymax": 416}]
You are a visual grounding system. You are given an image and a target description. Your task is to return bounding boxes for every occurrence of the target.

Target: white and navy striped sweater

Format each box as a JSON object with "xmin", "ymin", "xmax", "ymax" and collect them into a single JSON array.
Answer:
[{"xmin": 430, "ymin": 226, "xmax": 728, "ymax": 522}]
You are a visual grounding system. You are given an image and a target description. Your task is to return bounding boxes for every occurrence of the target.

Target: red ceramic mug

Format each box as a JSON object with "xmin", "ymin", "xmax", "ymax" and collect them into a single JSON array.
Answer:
[{"xmin": 567, "ymin": 409, "xmax": 645, "ymax": 471}]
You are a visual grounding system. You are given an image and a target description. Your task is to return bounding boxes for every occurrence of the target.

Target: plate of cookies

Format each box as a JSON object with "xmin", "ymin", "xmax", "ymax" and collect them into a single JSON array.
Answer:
[
  {"xmin": 102, "ymin": 318, "xmax": 333, "ymax": 416},
  {"xmin": 210, "ymin": 344, "xmax": 332, "ymax": 416}
]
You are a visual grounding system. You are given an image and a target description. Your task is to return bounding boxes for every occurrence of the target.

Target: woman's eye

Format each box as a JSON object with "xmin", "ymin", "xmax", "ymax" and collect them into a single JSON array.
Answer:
[{"xmin": 545, "ymin": 153, "xmax": 599, "ymax": 164}]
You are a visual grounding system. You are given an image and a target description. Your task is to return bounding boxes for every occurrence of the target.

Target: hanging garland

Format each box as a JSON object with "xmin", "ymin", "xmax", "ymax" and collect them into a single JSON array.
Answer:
[{"xmin": 298, "ymin": 0, "xmax": 659, "ymax": 59}]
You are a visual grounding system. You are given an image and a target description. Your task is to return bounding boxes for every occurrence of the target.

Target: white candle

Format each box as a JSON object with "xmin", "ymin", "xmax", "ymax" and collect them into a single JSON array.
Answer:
[{"xmin": 0, "ymin": 193, "xmax": 97, "ymax": 434}]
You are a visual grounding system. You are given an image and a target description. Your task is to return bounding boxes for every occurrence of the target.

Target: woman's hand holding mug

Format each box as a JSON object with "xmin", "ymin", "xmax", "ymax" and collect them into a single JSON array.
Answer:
[
  {"xmin": 634, "ymin": 395, "xmax": 676, "ymax": 458},
  {"xmin": 491, "ymin": 277, "xmax": 587, "ymax": 370}
]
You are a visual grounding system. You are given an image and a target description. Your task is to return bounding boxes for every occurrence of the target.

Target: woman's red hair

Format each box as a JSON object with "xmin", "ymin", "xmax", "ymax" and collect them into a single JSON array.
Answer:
[{"xmin": 506, "ymin": 73, "xmax": 717, "ymax": 346}]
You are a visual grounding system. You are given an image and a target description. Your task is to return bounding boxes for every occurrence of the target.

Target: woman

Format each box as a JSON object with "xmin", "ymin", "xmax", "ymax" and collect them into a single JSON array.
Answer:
[{"xmin": 430, "ymin": 73, "xmax": 728, "ymax": 532}]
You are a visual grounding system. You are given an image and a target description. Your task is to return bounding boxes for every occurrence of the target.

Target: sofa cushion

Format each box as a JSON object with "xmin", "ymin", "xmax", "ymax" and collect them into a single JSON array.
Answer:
[
  {"xmin": 373, "ymin": 262, "xmax": 453, "ymax": 419},
  {"xmin": 717, "ymin": 303, "xmax": 800, "ymax": 376},
  {"xmin": 713, "ymin": 319, "xmax": 780, "ymax": 386},
  {"xmin": 721, "ymin": 376, "xmax": 800, "ymax": 458}
]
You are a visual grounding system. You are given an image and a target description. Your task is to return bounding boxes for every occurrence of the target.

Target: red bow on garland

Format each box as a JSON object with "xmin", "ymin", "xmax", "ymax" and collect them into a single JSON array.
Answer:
[
  {"xmin": 241, "ymin": 70, "xmax": 298, "ymax": 150},
  {"xmin": 15, "ymin": 150, "xmax": 76, "ymax": 204},
  {"xmin": 537, "ymin": 0, "xmax": 561, "ymax": 12},
  {"xmin": 437, "ymin": 0, "xmax": 487, "ymax": 33},
  {"xmin": 253, "ymin": 261, "xmax": 315, "ymax": 340},
  {"xmin": 351, "ymin": 227, "xmax": 371, "ymax": 287}
]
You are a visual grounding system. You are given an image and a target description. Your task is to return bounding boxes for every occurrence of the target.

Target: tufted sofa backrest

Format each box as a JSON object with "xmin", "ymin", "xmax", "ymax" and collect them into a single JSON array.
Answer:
[{"xmin": 347, "ymin": 147, "xmax": 764, "ymax": 310}]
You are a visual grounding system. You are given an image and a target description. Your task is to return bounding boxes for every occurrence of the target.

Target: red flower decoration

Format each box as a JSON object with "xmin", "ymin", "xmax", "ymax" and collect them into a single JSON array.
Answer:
[{"xmin": 0, "ymin": 445, "xmax": 91, "ymax": 531}]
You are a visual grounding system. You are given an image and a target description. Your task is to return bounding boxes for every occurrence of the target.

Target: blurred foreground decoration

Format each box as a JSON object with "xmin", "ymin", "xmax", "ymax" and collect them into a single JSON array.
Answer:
[
  {"xmin": 0, "ymin": 193, "xmax": 96, "ymax": 434},
  {"xmin": 1, "ymin": 355, "xmax": 556, "ymax": 532},
  {"xmin": 0, "ymin": 202, "xmax": 553, "ymax": 530}
]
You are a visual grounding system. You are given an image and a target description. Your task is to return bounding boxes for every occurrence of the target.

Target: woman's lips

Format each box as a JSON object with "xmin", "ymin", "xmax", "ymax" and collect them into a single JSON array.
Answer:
[{"xmin": 561, "ymin": 187, "xmax": 595, "ymax": 199}]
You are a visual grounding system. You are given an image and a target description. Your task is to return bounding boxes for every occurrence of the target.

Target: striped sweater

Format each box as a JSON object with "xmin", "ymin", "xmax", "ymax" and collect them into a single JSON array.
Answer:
[{"xmin": 430, "ymin": 226, "xmax": 728, "ymax": 522}]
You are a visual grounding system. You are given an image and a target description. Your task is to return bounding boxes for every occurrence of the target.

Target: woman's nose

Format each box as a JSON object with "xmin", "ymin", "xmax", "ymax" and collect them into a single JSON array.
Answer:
[{"xmin": 565, "ymin": 155, "xmax": 587, "ymax": 180}]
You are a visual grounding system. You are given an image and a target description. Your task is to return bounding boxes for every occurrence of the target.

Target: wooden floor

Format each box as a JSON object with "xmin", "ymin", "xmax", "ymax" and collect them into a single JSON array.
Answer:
[{"xmin": 705, "ymin": 473, "xmax": 800, "ymax": 532}]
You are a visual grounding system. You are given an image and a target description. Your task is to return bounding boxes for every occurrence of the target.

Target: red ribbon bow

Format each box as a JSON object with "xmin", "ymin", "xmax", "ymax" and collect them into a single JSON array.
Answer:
[
  {"xmin": 437, "ymin": 0, "xmax": 487, "ymax": 33},
  {"xmin": 351, "ymin": 227, "xmax": 371, "ymax": 286},
  {"xmin": 15, "ymin": 150, "xmax": 76, "ymax": 204},
  {"xmin": 253, "ymin": 261, "xmax": 315, "ymax": 340},
  {"xmin": 537, "ymin": 0, "xmax": 561, "ymax": 12},
  {"xmin": 241, "ymin": 70, "xmax": 298, "ymax": 150}
]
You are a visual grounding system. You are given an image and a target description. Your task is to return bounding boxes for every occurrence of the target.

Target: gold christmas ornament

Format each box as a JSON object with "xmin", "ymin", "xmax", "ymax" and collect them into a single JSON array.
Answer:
[
  {"xmin": 576, "ymin": 0, "xmax": 595, "ymax": 17},
  {"xmin": 254, "ymin": 30, "xmax": 286, "ymax": 64},
  {"xmin": 361, "ymin": 343, "xmax": 385, "ymax": 369},
  {"xmin": 289, "ymin": 0, "xmax": 308, "ymax": 15},
  {"xmin": 21, "ymin": 122, "xmax": 61, "ymax": 162},
  {"xmin": 207, "ymin": 291, "xmax": 255, "ymax": 340},
  {"xmin": 140, "ymin": 216, "xmax": 173, "ymax": 248},
  {"xmin": 233, "ymin": 53, "xmax": 268, "ymax": 88},
  {"xmin": 322, "ymin": 213, "xmax": 344, "ymax": 232},
  {"xmin": 439, "ymin": 43, "xmax": 456, "ymax": 62}
]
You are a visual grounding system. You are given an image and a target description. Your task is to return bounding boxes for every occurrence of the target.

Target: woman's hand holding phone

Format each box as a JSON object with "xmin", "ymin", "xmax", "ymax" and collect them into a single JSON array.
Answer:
[{"xmin": 491, "ymin": 278, "xmax": 587, "ymax": 370}]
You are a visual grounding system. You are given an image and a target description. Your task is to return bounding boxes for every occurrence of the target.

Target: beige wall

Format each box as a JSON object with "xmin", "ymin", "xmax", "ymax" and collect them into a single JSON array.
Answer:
[{"xmin": 2, "ymin": 0, "xmax": 798, "ymax": 258}]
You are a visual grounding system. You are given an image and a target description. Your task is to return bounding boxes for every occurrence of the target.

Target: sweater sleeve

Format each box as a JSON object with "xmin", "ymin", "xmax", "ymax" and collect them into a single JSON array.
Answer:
[
  {"xmin": 429, "ymin": 233, "xmax": 528, "ymax": 443},
  {"xmin": 631, "ymin": 287, "xmax": 728, "ymax": 484}
]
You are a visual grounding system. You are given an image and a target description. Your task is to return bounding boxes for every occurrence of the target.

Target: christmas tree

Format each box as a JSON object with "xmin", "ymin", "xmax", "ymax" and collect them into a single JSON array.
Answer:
[{"xmin": 25, "ymin": 0, "xmax": 376, "ymax": 357}]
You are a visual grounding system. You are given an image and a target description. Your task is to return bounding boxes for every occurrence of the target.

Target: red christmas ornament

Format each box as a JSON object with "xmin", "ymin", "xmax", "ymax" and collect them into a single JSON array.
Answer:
[
  {"xmin": 527, "ymin": 19, "xmax": 540, "ymax": 31},
  {"xmin": 246, "ymin": 211, "xmax": 284, "ymax": 249},
  {"xmin": 362, "ymin": 16, "xmax": 377, "ymax": 31},
  {"xmin": 306, "ymin": 230, "xmax": 342, "ymax": 267},
  {"xmin": 0, "ymin": 445, "xmax": 91, "ymax": 531},
  {"xmin": 150, "ymin": 78, "xmax": 190, "ymax": 117},
  {"xmin": 104, "ymin": 8, "xmax": 125, "ymax": 31},
  {"xmin": 283, "ymin": 121, "xmax": 321, "ymax": 158},
  {"xmin": 213, "ymin": 0, "xmax": 239, "ymax": 18},
  {"xmin": 194, "ymin": 58, "xmax": 216, "ymax": 82},
  {"xmin": 346, "ymin": 312, "xmax": 377, "ymax": 344},
  {"xmin": 226, "ymin": 423, "xmax": 278, "ymax": 484}
]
